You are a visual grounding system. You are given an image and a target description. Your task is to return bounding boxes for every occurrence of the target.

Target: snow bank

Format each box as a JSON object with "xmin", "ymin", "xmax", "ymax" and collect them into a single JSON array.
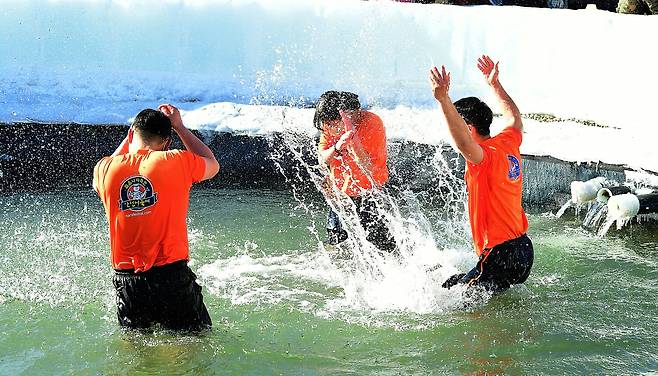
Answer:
[
  {"xmin": 1, "ymin": 0, "xmax": 657, "ymax": 127},
  {"xmin": 0, "ymin": 0, "xmax": 656, "ymax": 170},
  {"xmin": 177, "ymin": 102, "xmax": 656, "ymax": 172}
]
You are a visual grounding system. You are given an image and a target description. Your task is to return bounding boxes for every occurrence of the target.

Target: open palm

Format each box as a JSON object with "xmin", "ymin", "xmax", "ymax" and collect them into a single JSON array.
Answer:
[
  {"xmin": 477, "ymin": 55, "xmax": 499, "ymax": 87},
  {"xmin": 429, "ymin": 65, "xmax": 451, "ymax": 101}
]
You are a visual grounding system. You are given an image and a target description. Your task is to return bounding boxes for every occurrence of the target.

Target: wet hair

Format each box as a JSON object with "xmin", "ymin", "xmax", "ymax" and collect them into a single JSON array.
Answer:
[
  {"xmin": 339, "ymin": 91, "xmax": 360, "ymax": 111},
  {"xmin": 313, "ymin": 91, "xmax": 361, "ymax": 130},
  {"xmin": 454, "ymin": 97, "xmax": 493, "ymax": 136},
  {"xmin": 132, "ymin": 109, "xmax": 172, "ymax": 143},
  {"xmin": 313, "ymin": 91, "xmax": 341, "ymax": 130}
]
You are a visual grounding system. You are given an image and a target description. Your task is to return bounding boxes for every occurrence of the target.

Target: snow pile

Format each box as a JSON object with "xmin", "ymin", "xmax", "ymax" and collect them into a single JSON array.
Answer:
[{"xmin": 0, "ymin": 0, "xmax": 656, "ymax": 170}]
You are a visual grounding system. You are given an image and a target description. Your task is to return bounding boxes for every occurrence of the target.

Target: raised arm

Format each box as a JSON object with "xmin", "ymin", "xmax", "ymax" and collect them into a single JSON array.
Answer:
[
  {"xmin": 429, "ymin": 66, "xmax": 484, "ymax": 164},
  {"xmin": 339, "ymin": 111, "xmax": 376, "ymax": 172},
  {"xmin": 318, "ymin": 128, "xmax": 356, "ymax": 164},
  {"xmin": 158, "ymin": 104, "xmax": 220, "ymax": 181},
  {"xmin": 477, "ymin": 55, "xmax": 522, "ymax": 132},
  {"xmin": 111, "ymin": 128, "xmax": 133, "ymax": 156}
]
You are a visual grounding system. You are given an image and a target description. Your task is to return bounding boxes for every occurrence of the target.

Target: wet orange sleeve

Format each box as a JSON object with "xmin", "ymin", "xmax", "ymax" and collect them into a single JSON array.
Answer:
[
  {"xmin": 496, "ymin": 127, "xmax": 522, "ymax": 148},
  {"xmin": 175, "ymin": 150, "xmax": 206, "ymax": 184},
  {"xmin": 369, "ymin": 117, "xmax": 387, "ymax": 163}
]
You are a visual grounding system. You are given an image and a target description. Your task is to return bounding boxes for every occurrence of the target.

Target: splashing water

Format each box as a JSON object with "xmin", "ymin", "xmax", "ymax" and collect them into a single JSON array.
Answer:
[
  {"xmin": 205, "ymin": 114, "xmax": 482, "ymax": 316},
  {"xmin": 597, "ymin": 210, "xmax": 633, "ymax": 237},
  {"xmin": 559, "ymin": 197, "xmax": 628, "ymax": 236},
  {"xmin": 582, "ymin": 201, "xmax": 609, "ymax": 230},
  {"xmin": 555, "ymin": 199, "xmax": 572, "ymax": 218}
]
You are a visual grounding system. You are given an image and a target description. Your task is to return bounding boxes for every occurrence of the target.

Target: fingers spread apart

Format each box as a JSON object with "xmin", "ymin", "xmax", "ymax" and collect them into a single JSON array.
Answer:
[{"xmin": 429, "ymin": 66, "xmax": 449, "ymax": 84}]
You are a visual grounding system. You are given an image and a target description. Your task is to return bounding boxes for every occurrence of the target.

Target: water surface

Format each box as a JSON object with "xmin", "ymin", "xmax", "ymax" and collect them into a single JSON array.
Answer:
[{"xmin": 1, "ymin": 189, "xmax": 657, "ymax": 375}]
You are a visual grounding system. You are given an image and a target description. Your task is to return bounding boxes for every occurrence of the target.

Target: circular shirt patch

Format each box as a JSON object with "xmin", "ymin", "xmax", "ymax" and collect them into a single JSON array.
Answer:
[
  {"xmin": 507, "ymin": 155, "xmax": 521, "ymax": 181},
  {"xmin": 119, "ymin": 176, "xmax": 158, "ymax": 211}
]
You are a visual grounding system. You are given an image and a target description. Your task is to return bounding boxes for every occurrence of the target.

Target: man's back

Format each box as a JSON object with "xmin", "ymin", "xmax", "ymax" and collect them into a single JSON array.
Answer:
[
  {"xmin": 93, "ymin": 149, "xmax": 205, "ymax": 272},
  {"xmin": 465, "ymin": 127, "xmax": 528, "ymax": 255}
]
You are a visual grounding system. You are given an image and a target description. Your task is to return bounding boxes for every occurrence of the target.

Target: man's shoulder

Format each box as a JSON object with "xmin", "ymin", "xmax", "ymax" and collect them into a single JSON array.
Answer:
[
  {"xmin": 147, "ymin": 149, "xmax": 191, "ymax": 163},
  {"xmin": 160, "ymin": 149, "xmax": 186, "ymax": 158},
  {"xmin": 359, "ymin": 111, "xmax": 384, "ymax": 130},
  {"xmin": 496, "ymin": 126, "xmax": 522, "ymax": 137},
  {"xmin": 490, "ymin": 127, "xmax": 521, "ymax": 145},
  {"xmin": 361, "ymin": 110, "xmax": 381, "ymax": 121},
  {"xmin": 94, "ymin": 155, "xmax": 115, "ymax": 169}
]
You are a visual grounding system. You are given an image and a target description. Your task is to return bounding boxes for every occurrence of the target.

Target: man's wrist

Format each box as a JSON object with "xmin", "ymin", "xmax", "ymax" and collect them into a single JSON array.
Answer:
[{"xmin": 436, "ymin": 96, "xmax": 452, "ymax": 105}]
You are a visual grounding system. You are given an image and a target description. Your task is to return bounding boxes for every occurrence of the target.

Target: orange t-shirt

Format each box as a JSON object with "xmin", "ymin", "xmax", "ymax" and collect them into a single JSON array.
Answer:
[
  {"xmin": 318, "ymin": 111, "xmax": 389, "ymax": 197},
  {"xmin": 465, "ymin": 127, "xmax": 528, "ymax": 256},
  {"xmin": 93, "ymin": 149, "xmax": 206, "ymax": 272}
]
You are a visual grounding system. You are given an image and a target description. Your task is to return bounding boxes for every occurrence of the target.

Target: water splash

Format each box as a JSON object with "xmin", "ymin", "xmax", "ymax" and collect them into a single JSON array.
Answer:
[
  {"xmin": 582, "ymin": 201, "xmax": 609, "ymax": 230},
  {"xmin": 555, "ymin": 199, "xmax": 572, "ymax": 218},
  {"xmin": 234, "ymin": 116, "xmax": 479, "ymax": 316}
]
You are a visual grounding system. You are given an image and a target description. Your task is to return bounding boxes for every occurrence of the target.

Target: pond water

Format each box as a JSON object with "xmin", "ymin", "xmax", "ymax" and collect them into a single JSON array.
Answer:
[{"xmin": 1, "ymin": 188, "xmax": 657, "ymax": 375}]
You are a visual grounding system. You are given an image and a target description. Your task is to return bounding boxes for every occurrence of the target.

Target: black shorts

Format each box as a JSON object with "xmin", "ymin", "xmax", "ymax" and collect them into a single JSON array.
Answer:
[
  {"xmin": 113, "ymin": 260, "xmax": 212, "ymax": 332},
  {"xmin": 443, "ymin": 234, "xmax": 534, "ymax": 293}
]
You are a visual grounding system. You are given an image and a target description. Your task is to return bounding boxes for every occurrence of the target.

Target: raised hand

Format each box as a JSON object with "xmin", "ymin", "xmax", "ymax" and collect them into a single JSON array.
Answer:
[
  {"xmin": 335, "ymin": 129, "xmax": 356, "ymax": 152},
  {"xmin": 477, "ymin": 55, "xmax": 499, "ymax": 87},
  {"xmin": 339, "ymin": 110, "xmax": 355, "ymax": 132},
  {"xmin": 429, "ymin": 65, "xmax": 451, "ymax": 102},
  {"xmin": 158, "ymin": 104, "xmax": 185, "ymax": 131}
]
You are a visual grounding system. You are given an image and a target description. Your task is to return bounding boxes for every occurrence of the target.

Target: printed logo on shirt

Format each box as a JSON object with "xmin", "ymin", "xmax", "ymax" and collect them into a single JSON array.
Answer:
[
  {"xmin": 507, "ymin": 155, "xmax": 521, "ymax": 181},
  {"xmin": 118, "ymin": 176, "xmax": 157, "ymax": 212}
]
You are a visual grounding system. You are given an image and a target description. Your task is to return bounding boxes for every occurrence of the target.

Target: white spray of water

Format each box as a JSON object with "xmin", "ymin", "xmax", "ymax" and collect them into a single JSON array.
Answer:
[
  {"xmin": 199, "ymin": 112, "xmax": 479, "ymax": 318},
  {"xmin": 555, "ymin": 199, "xmax": 572, "ymax": 218},
  {"xmin": 582, "ymin": 201, "xmax": 609, "ymax": 230}
]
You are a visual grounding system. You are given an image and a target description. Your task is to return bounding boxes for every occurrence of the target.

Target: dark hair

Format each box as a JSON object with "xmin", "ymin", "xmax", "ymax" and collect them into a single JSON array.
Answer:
[
  {"xmin": 313, "ymin": 91, "xmax": 341, "ymax": 130},
  {"xmin": 132, "ymin": 109, "xmax": 172, "ymax": 143},
  {"xmin": 313, "ymin": 91, "xmax": 361, "ymax": 130},
  {"xmin": 339, "ymin": 91, "xmax": 360, "ymax": 111},
  {"xmin": 453, "ymin": 97, "xmax": 493, "ymax": 136}
]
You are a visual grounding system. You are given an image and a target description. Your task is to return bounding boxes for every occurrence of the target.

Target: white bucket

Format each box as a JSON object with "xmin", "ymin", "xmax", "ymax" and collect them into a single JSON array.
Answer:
[
  {"xmin": 607, "ymin": 193, "xmax": 640, "ymax": 219},
  {"xmin": 570, "ymin": 177, "xmax": 605, "ymax": 204}
]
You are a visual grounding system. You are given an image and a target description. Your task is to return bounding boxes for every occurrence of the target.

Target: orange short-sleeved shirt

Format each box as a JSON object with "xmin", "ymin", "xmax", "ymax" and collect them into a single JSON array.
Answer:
[
  {"xmin": 93, "ymin": 149, "xmax": 206, "ymax": 272},
  {"xmin": 318, "ymin": 111, "xmax": 389, "ymax": 197},
  {"xmin": 465, "ymin": 127, "xmax": 528, "ymax": 256}
]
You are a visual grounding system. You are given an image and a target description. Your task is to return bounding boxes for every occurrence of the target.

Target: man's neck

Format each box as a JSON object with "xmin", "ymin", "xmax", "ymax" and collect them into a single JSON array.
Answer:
[{"xmin": 128, "ymin": 141, "xmax": 159, "ymax": 154}]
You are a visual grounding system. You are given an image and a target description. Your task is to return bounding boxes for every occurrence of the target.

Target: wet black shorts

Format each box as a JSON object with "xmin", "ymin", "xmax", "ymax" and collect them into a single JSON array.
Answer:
[
  {"xmin": 113, "ymin": 260, "xmax": 212, "ymax": 332},
  {"xmin": 443, "ymin": 234, "xmax": 534, "ymax": 293}
]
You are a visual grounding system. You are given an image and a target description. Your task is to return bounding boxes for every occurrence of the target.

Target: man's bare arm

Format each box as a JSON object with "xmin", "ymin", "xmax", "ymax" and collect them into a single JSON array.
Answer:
[
  {"xmin": 158, "ymin": 104, "xmax": 220, "ymax": 181},
  {"xmin": 111, "ymin": 128, "xmax": 132, "ymax": 156},
  {"xmin": 430, "ymin": 66, "xmax": 484, "ymax": 164},
  {"xmin": 339, "ymin": 112, "xmax": 374, "ymax": 171},
  {"xmin": 318, "ymin": 129, "xmax": 355, "ymax": 164},
  {"xmin": 345, "ymin": 136, "xmax": 374, "ymax": 173},
  {"xmin": 477, "ymin": 55, "xmax": 522, "ymax": 132}
]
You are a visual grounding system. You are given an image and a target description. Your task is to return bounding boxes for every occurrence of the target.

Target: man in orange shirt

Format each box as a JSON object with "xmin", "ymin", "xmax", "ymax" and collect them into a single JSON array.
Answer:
[
  {"xmin": 93, "ymin": 104, "xmax": 219, "ymax": 331},
  {"xmin": 429, "ymin": 56, "xmax": 533, "ymax": 292},
  {"xmin": 315, "ymin": 91, "xmax": 396, "ymax": 253}
]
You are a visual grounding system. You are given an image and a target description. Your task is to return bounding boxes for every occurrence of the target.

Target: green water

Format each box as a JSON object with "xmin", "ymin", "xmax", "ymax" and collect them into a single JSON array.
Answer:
[{"xmin": 1, "ymin": 189, "xmax": 657, "ymax": 375}]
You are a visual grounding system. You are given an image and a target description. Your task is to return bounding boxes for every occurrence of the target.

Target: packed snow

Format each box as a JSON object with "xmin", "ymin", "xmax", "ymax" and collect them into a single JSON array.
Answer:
[{"xmin": 0, "ymin": 0, "xmax": 656, "ymax": 172}]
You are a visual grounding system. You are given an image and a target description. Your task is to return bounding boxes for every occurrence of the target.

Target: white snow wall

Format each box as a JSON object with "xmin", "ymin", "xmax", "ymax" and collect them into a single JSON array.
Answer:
[{"xmin": 0, "ymin": 0, "xmax": 656, "ymax": 128}]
